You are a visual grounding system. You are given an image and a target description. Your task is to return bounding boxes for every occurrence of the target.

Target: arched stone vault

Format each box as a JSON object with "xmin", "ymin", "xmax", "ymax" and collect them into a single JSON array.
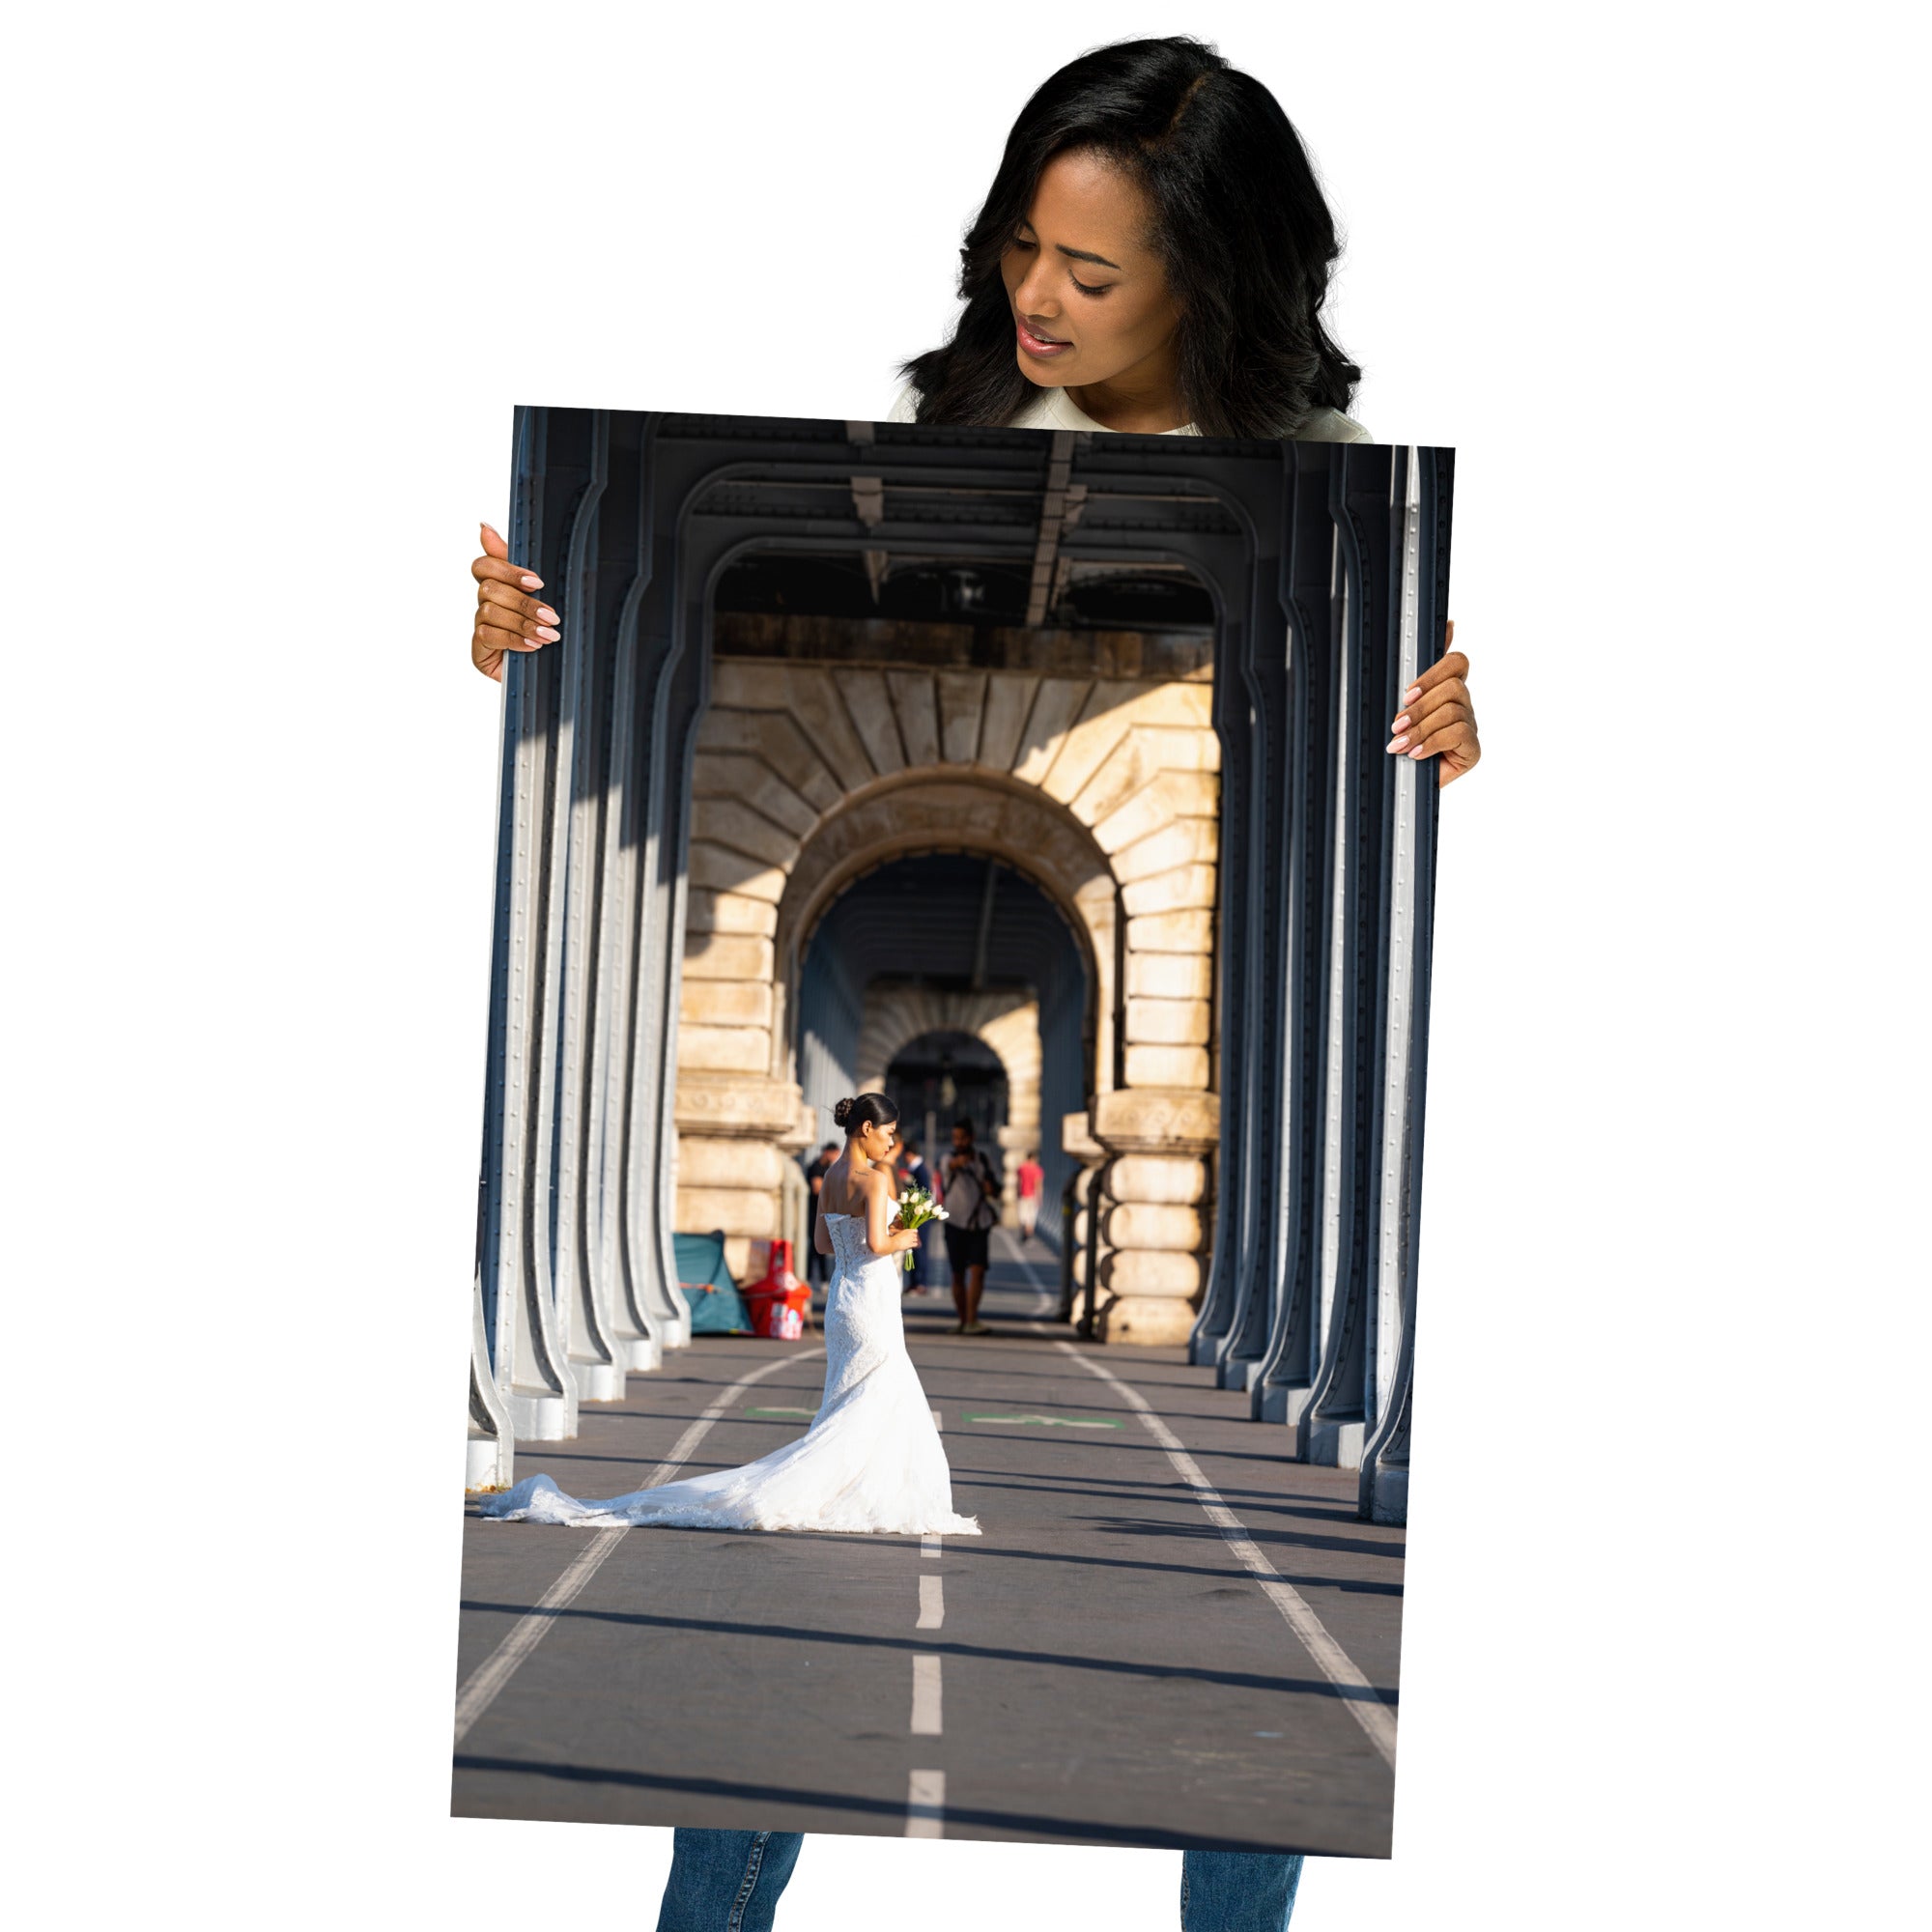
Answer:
[
  {"xmin": 856, "ymin": 987, "xmax": 1044, "ymax": 1225},
  {"xmin": 672, "ymin": 654, "xmax": 1222, "ymax": 1330}
]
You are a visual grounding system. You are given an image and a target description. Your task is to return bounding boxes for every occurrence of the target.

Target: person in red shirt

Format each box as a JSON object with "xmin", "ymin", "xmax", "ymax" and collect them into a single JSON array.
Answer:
[{"xmin": 1016, "ymin": 1151, "xmax": 1045, "ymax": 1242}]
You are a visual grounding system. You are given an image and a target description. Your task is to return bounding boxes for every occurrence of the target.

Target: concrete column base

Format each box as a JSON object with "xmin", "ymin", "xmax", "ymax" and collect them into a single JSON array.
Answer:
[
  {"xmin": 466, "ymin": 1435, "xmax": 511, "ymax": 1492},
  {"xmin": 510, "ymin": 1388, "xmax": 572, "ymax": 1440},
  {"xmin": 570, "ymin": 1358, "xmax": 627, "ymax": 1403},
  {"xmin": 1255, "ymin": 1380, "xmax": 1313, "ymax": 1427},
  {"xmin": 1304, "ymin": 1416, "xmax": 1366, "ymax": 1467}
]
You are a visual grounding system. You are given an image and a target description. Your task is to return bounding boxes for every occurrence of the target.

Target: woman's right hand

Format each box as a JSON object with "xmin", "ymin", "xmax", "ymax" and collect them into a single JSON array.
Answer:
[{"xmin": 470, "ymin": 522, "xmax": 560, "ymax": 682}]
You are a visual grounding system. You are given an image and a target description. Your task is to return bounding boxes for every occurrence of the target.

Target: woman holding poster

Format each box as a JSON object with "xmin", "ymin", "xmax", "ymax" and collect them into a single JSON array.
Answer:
[{"xmin": 468, "ymin": 32, "xmax": 1480, "ymax": 1932}]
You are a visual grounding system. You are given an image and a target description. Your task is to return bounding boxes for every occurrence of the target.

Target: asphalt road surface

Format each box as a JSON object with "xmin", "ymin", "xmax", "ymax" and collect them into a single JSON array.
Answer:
[{"xmin": 451, "ymin": 1231, "xmax": 1403, "ymax": 1857}]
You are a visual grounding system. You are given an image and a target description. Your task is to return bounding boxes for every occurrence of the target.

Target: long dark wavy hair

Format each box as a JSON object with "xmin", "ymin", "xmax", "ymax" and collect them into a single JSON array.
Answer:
[{"xmin": 898, "ymin": 36, "xmax": 1361, "ymax": 440}]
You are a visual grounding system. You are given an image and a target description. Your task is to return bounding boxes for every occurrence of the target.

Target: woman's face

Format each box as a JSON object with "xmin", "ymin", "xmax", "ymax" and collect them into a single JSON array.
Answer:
[
  {"xmin": 858, "ymin": 1118, "xmax": 898, "ymax": 1163},
  {"xmin": 1000, "ymin": 147, "xmax": 1181, "ymax": 395}
]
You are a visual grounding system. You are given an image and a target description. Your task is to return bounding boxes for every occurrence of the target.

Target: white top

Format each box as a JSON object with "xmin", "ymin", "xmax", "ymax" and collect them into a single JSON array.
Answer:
[{"xmin": 885, "ymin": 378, "xmax": 1371, "ymax": 443}]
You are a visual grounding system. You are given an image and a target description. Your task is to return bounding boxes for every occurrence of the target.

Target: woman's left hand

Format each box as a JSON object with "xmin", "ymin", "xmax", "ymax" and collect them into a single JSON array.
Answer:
[{"xmin": 1386, "ymin": 619, "xmax": 1479, "ymax": 787}]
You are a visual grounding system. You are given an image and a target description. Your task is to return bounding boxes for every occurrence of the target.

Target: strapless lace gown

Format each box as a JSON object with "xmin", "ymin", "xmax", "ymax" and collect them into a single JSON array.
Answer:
[{"xmin": 479, "ymin": 1211, "xmax": 980, "ymax": 1536}]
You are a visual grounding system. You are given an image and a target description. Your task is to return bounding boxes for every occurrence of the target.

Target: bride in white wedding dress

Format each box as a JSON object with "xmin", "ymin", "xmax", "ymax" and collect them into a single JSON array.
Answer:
[{"xmin": 479, "ymin": 1093, "xmax": 980, "ymax": 1537}]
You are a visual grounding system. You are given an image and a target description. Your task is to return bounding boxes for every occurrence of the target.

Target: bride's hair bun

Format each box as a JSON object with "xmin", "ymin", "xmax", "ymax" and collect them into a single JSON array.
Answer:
[{"xmin": 834, "ymin": 1092, "xmax": 898, "ymax": 1137}]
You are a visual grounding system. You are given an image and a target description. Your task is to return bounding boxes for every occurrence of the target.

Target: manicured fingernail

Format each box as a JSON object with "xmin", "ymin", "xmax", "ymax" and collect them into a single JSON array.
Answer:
[
  {"xmin": 536, "ymin": 606, "xmax": 559, "ymax": 624},
  {"xmin": 1390, "ymin": 712, "xmax": 1410, "ymax": 730},
  {"xmin": 533, "ymin": 625, "xmax": 560, "ymax": 642},
  {"xmin": 1407, "ymin": 746, "xmax": 1427, "ymax": 758},
  {"xmin": 1402, "ymin": 686, "xmax": 1421, "ymax": 706},
  {"xmin": 482, "ymin": 522, "xmax": 501, "ymax": 537},
  {"xmin": 521, "ymin": 574, "xmax": 543, "ymax": 588},
  {"xmin": 1385, "ymin": 734, "xmax": 1409, "ymax": 753}
]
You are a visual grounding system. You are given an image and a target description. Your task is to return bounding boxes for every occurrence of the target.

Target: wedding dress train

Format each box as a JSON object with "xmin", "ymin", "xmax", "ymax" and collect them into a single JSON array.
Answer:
[{"xmin": 479, "ymin": 1210, "xmax": 980, "ymax": 1536}]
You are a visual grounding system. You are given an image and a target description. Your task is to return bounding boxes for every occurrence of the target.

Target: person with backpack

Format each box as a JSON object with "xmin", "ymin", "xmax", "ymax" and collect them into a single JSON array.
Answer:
[{"xmin": 940, "ymin": 1118, "xmax": 1001, "ymax": 1336}]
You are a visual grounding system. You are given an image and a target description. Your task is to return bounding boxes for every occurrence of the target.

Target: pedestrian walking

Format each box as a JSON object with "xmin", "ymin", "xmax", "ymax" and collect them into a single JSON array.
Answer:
[
  {"xmin": 895, "ymin": 1141, "xmax": 933, "ymax": 1293},
  {"xmin": 803, "ymin": 1143, "xmax": 838, "ymax": 1292},
  {"xmin": 1016, "ymin": 1151, "xmax": 1044, "ymax": 1241},
  {"xmin": 940, "ymin": 1118, "xmax": 1001, "ymax": 1336}
]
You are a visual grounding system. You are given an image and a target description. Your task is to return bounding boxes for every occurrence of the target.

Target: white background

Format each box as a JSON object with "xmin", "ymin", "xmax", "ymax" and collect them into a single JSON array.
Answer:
[{"xmin": 6, "ymin": 4, "xmax": 1925, "ymax": 1927}]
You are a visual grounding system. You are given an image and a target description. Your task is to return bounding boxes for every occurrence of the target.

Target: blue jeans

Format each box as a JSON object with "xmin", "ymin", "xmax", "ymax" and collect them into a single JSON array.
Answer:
[{"xmin": 656, "ymin": 1829, "xmax": 1303, "ymax": 1930}]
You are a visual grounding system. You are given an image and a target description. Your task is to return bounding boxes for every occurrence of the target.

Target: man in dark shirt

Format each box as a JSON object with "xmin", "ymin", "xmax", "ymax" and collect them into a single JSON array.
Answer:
[
  {"xmin": 939, "ymin": 1118, "xmax": 1001, "ymax": 1335},
  {"xmin": 894, "ymin": 1141, "xmax": 933, "ymax": 1294},
  {"xmin": 804, "ymin": 1142, "xmax": 838, "ymax": 1289}
]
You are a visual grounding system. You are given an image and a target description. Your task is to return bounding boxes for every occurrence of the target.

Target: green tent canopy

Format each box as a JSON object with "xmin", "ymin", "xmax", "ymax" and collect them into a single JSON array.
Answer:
[{"xmin": 674, "ymin": 1230, "xmax": 753, "ymax": 1335}]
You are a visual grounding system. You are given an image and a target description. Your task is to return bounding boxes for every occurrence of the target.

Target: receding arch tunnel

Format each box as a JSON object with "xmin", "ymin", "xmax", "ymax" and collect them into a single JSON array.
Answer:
[{"xmin": 794, "ymin": 849, "xmax": 1091, "ymax": 1218}]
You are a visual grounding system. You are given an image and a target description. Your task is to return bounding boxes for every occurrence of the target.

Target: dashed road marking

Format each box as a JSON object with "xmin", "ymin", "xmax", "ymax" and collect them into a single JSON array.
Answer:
[
  {"xmin": 905, "ymin": 1768, "xmax": 946, "ymax": 1838},
  {"xmin": 918, "ymin": 1575, "xmax": 945, "ymax": 1630},
  {"xmin": 453, "ymin": 1348, "xmax": 825, "ymax": 1748},
  {"xmin": 931, "ymin": 1406, "xmax": 943, "ymax": 1431},
  {"xmin": 910, "ymin": 1654, "xmax": 944, "ymax": 1735},
  {"xmin": 1054, "ymin": 1340, "xmax": 1399, "ymax": 1770},
  {"xmin": 921, "ymin": 1534, "xmax": 942, "ymax": 1559}
]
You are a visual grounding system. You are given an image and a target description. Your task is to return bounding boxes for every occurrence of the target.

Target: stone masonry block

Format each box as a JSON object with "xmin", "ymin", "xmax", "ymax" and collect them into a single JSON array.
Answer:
[
  {"xmin": 676, "ymin": 1136, "xmax": 783, "ymax": 1189},
  {"xmin": 678, "ymin": 1025, "xmax": 773, "ymax": 1074},
  {"xmin": 887, "ymin": 671, "xmax": 941, "ymax": 765},
  {"xmin": 1010, "ymin": 678, "xmax": 1094, "ymax": 784},
  {"xmin": 1103, "ymin": 1202, "xmax": 1206, "ymax": 1251},
  {"xmin": 1093, "ymin": 1086, "xmax": 1220, "ymax": 1150},
  {"xmin": 675, "ymin": 1186, "xmax": 776, "ymax": 1240},
  {"xmin": 1127, "ymin": 951, "xmax": 1214, "ymax": 1000},
  {"xmin": 976, "ymin": 674, "xmax": 1039, "ymax": 773},
  {"xmin": 696, "ymin": 708, "xmax": 843, "ymax": 812},
  {"xmin": 1105, "ymin": 1153, "xmax": 1208, "ymax": 1205},
  {"xmin": 937, "ymin": 672, "xmax": 987, "ymax": 763},
  {"xmin": 1125, "ymin": 908, "xmax": 1214, "ymax": 953},
  {"xmin": 691, "ymin": 753, "xmax": 819, "ymax": 838},
  {"xmin": 685, "ymin": 889, "xmax": 779, "ymax": 938},
  {"xmin": 1112, "ymin": 816, "xmax": 1217, "ymax": 885},
  {"xmin": 690, "ymin": 798, "xmax": 801, "ymax": 870},
  {"xmin": 1124, "ymin": 1043, "xmax": 1212, "ymax": 1090},
  {"xmin": 1100, "ymin": 1248, "xmax": 1205, "ymax": 1297},
  {"xmin": 682, "ymin": 934, "xmax": 776, "ymax": 980},
  {"xmin": 1125, "ymin": 997, "xmax": 1211, "ymax": 1046},
  {"xmin": 679, "ymin": 979, "xmax": 774, "ymax": 1027},
  {"xmin": 1122, "ymin": 864, "xmax": 1218, "ymax": 917},
  {"xmin": 838, "ymin": 668, "xmax": 907, "ymax": 777},
  {"xmin": 688, "ymin": 841, "xmax": 787, "ymax": 902}
]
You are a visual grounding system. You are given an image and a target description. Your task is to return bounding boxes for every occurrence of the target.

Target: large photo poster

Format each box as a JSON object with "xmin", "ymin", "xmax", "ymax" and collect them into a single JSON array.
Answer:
[{"xmin": 451, "ymin": 409, "xmax": 1453, "ymax": 1859}]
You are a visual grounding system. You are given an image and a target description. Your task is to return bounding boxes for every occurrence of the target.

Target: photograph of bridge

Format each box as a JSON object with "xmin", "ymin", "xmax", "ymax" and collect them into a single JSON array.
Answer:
[{"xmin": 454, "ymin": 409, "xmax": 1454, "ymax": 1857}]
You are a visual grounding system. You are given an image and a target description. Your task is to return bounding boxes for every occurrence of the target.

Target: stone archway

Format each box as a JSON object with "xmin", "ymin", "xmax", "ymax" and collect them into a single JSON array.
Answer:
[
  {"xmin": 672, "ymin": 653, "xmax": 1223, "ymax": 1341},
  {"xmin": 859, "ymin": 989, "xmax": 1042, "ymax": 1226}
]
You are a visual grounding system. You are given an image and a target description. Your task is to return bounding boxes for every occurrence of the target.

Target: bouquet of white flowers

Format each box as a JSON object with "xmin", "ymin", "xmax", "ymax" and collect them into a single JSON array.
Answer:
[{"xmin": 895, "ymin": 1184, "xmax": 948, "ymax": 1271}]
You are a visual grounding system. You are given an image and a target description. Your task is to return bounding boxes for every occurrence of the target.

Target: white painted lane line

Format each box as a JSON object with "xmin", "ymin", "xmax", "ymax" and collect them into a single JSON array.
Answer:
[
  {"xmin": 918, "ymin": 1575, "xmax": 945, "ymax": 1630},
  {"xmin": 1054, "ymin": 1340, "xmax": 1399, "ymax": 1770},
  {"xmin": 931, "ymin": 1406, "xmax": 943, "ymax": 1432},
  {"xmin": 646, "ymin": 1349, "xmax": 826, "ymax": 1489},
  {"xmin": 454, "ymin": 1348, "xmax": 826, "ymax": 1747},
  {"xmin": 910, "ymin": 1654, "xmax": 944, "ymax": 1735},
  {"xmin": 921, "ymin": 1534, "xmax": 942, "ymax": 1559},
  {"xmin": 999, "ymin": 1231, "xmax": 1061, "ymax": 1319},
  {"xmin": 905, "ymin": 1768, "xmax": 946, "ymax": 1838},
  {"xmin": 452, "ymin": 1527, "xmax": 625, "ymax": 1746}
]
